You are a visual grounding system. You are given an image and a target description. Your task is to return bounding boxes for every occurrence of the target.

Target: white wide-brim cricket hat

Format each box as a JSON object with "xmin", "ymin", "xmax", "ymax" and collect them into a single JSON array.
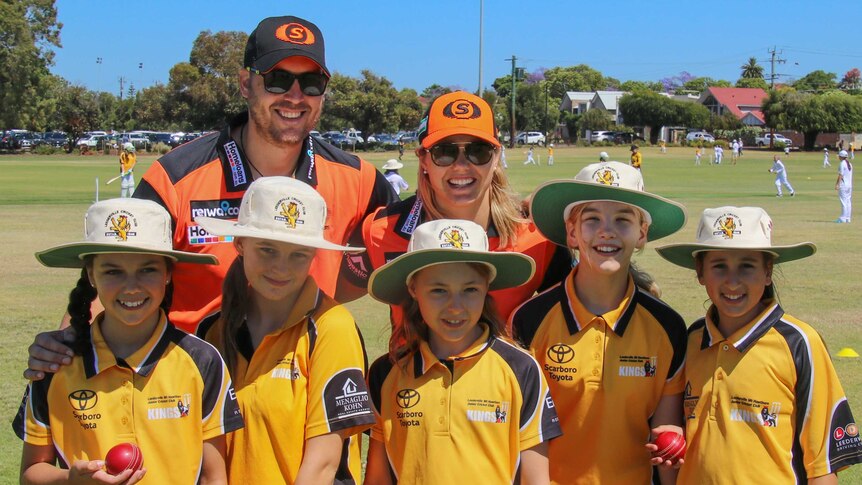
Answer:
[
  {"xmin": 530, "ymin": 161, "xmax": 687, "ymax": 246},
  {"xmin": 382, "ymin": 159, "xmax": 404, "ymax": 170},
  {"xmin": 368, "ymin": 219, "xmax": 535, "ymax": 305},
  {"xmin": 36, "ymin": 198, "xmax": 218, "ymax": 268},
  {"xmin": 656, "ymin": 206, "xmax": 816, "ymax": 269},
  {"xmin": 195, "ymin": 176, "xmax": 364, "ymax": 252}
]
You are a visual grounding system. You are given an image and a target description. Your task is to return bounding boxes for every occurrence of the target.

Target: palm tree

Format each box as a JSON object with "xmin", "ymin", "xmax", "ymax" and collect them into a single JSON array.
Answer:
[{"xmin": 740, "ymin": 57, "xmax": 765, "ymax": 79}]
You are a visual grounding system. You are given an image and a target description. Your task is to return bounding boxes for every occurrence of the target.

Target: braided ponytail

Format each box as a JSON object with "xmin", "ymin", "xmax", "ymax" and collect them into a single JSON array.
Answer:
[{"xmin": 66, "ymin": 265, "xmax": 98, "ymax": 356}]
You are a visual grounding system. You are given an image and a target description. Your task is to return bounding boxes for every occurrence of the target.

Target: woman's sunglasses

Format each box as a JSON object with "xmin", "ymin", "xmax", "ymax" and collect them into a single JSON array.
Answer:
[
  {"xmin": 426, "ymin": 142, "xmax": 496, "ymax": 167},
  {"xmin": 250, "ymin": 68, "xmax": 329, "ymax": 96}
]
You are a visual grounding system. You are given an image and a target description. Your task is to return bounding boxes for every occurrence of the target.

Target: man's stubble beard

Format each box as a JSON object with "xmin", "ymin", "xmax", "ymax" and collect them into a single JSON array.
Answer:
[{"xmin": 248, "ymin": 97, "xmax": 324, "ymax": 148}]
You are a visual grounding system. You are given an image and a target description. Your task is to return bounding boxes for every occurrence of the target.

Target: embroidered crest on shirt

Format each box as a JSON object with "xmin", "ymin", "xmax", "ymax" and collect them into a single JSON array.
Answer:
[
  {"xmin": 466, "ymin": 398, "xmax": 510, "ymax": 424},
  {"xmin": 618, "ymin": 355, "xmax": 657, "ymax": 377}
]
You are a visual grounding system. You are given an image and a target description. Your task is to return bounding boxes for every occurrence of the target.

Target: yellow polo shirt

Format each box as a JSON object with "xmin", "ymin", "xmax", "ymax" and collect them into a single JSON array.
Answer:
[
  {"xmin": 13, "ymin": 312, "xmax": 243, "ymax": 484},
  {"xmin": 120, "ymin": 151, "xmax": 136, "ymax": 174},
  {"xmin": 368, "ymin": 325, "xmax": 562, "ymax": 484},
  {"xmin": 198, "ymin": 278, "xmax": 374, "ymax": 485},
  {"xmin": 511, "ymin": 268, "xmax": 687, "ymax": 484},
  {"xmin": 630, "ymin": 151, "xmax": 642, "ymax": 169},
  {"xmin": 680, "ymin": 302, "xmax": 862, "ymax": 484}
]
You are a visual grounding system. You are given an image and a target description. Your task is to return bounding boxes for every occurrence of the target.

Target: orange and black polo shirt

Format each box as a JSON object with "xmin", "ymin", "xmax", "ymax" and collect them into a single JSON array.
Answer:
[
  {"xmin": 197, "ymin": 277, "xmax": 374, "ymax": 484},
  {"xmin": 135, "ymin": 112, "xmax": 397, "ymax": 332},
  {"xmin": 13, "ymin": 312, "xmax": 243, "ymax": 484},
  {"xmin": 342, "ymin": 195, "xmax": 571, "ymax": 328},
  {"xmin": 680, "ymin": 302, "xmax": 862, "ymax": 484},
  {"xmin": 511, "ymin": 268, "xmax": 687, "ymax": 485},
  {"xmin": 367, "ymin": 326, "xmax": 562, "ymax": 484}
]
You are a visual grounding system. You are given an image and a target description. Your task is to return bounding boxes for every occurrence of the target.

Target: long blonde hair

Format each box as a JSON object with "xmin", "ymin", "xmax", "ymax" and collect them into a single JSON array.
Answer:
[
  {"xmin": 388, "ymin": 263, "xmax": 505, "ymax": 363},
  {"xmin": 416, "ymin": 162, "xmax": 525, "ymax": 247}
]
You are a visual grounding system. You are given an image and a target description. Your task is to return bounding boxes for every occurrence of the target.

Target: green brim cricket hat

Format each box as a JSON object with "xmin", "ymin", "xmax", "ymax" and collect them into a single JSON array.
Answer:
[
  {"xmin": 36, "ymin": 198, "xmax": 218, "ymax": 268},
  {"xmin": 368, "ymin": 219, "xmax": 536, "ymax": 305},
  {"xmin": 530, "ymin": 161, "xmax": 687, "ymax": 246},
  {"xmin": 656, "ymin": 206, "xmax": 816, "ymax": 269},
  {"xmin": 195, "ymin": 176, "xmax": 364, "ymax": 252}
]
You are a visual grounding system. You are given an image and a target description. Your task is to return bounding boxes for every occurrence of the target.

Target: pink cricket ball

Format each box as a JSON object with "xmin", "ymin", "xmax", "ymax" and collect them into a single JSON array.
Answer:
[{"xmin": 105, "ymin": 442, "xmax": 144, "ymax": 475}]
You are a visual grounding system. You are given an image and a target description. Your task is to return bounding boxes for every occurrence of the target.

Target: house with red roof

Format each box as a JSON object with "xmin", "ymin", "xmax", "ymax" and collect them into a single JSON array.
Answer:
[{"xmin": 698, "ymin": 87, "xmax": 767, "ymax": 126}]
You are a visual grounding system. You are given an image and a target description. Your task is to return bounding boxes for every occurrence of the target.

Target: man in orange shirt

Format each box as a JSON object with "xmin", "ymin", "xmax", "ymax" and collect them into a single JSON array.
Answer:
[{"xmin": 24, "ymin": 16, "xmax": 397, "ymax": 377}]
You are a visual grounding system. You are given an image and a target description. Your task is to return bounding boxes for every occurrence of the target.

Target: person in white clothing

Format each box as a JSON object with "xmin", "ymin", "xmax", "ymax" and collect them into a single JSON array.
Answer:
[
  {"xmin": 836, "ymin": 150, "xmax": 853, "ymax": 223},
  {"xmin": 714, "ymin": 145, "xmax": 723, "ymax": 165},
  {"xmin": 500, "ymin": 145, "xmax": 508, "ymax": 169},
  {"xmin": 823, "ymin": 148, "xmax": 832, "ymax": 168},
  {"xmin": 731, "ymin": 139, "xmax": 739, "ymax": 164},
  {"xmin": 382, "ymin": 159, "xmax": 409, "ymax": 196},
  {"xmin": 523, "ymin": 146, "xmax": 537, "ymax": 165},
  {"xmin": 769, "ymin": 154, "xmax": 795, "ymax": 197}
]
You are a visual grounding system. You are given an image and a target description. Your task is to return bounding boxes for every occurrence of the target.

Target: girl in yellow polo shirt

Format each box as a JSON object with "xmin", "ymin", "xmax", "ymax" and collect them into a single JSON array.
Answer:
[
  {"xmin": 15, "ymin": 198, "xmax": 242, "ymax": 484},
  {"xmin": 364, "ymin": 219, "xmax": 561, "ymax": 485},
  {"xmin": 513, "ymin": 161, "xmax": 689, "ymax": 484},
  {"xmin": 194, "ymin": 176, "xmax": 375, "ymax": 485},
  {"xmin": 657, "ymin": 207, "xmax": 862, "ymax": 484}
]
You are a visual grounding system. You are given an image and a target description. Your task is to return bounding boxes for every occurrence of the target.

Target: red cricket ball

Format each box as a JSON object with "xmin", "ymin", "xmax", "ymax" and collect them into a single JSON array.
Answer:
[
  {"xmin": 105, "ymin": 442, "xmax": 144, "ymax": 475},
  {"xmin": 652, "ymin": 431, "xmax": 686, "ymax": 461}
]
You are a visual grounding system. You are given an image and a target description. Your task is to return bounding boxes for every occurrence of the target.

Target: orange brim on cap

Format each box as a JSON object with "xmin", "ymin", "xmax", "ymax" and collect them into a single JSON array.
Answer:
[{"xmin": 421, "ymin": 127, "xmax": 500, "ymax": 148}]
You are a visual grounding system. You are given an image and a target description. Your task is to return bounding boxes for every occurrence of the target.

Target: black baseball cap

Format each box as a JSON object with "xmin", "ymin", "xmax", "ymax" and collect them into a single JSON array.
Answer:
[{"xmin": 244, "ymin": 16, "xmax": 329, "ymax": 77}]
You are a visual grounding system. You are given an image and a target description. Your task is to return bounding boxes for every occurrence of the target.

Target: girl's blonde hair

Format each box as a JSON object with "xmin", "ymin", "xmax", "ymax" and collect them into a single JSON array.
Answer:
[
  {"xmin": 388, "ymin": 262, "xmax": 504, "ymax": 363},
  {"xmin": 417, "ymin": 161, "xmax": 525, "ymax": 247}
]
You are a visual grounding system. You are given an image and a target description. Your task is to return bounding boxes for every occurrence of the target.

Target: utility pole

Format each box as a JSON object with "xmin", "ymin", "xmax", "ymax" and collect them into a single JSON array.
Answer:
[
  {"xmin": 767, "ymin": 46, "xmax": 786, "ymax": 89},
  {"xmin": 766, "ymin": 47, "xmax": 786, "ymax": 149},
  {"xmin": 118, "ymin": 76, "xmax": 126, "ymax": 100},
  {"xmin": 506, "ymin": 56, "xmax": 518, "ymax": 148},
  {"xmin": 477, "ymin": 0, "xmax": 483, "ymax": 96}
]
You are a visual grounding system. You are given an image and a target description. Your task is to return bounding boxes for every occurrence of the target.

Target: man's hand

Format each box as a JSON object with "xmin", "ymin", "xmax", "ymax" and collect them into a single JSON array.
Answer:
[{"xmin": 24, "ymin": 327, "xmax": 76, "ymax": 381}]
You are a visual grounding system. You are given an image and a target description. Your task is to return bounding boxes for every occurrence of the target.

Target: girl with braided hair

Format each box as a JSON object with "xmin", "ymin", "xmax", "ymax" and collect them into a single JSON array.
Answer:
[{"xmin": 14, "ymin": 198, "xmax": 242, "ymax": 485}]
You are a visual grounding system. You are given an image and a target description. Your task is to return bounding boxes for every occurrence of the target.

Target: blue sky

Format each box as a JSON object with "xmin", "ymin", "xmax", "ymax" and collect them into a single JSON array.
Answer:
[{"xmin": 52, "ymin": 0, "xmax": 862, "ymax": 96}]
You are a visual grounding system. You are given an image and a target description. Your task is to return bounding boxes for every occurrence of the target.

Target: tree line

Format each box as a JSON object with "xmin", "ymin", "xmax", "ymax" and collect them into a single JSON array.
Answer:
[{"xmin": 3, "ymin": 1, "xmax": 862, "ymax": 150}]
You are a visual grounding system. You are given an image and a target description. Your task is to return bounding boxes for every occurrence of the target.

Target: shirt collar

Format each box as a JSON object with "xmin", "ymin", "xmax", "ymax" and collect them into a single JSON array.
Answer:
[
  {"xmin": 272, "ymin": 278, "xmax": 324, "ymax": 333},
  {"xmin": 562, "ymin": 265, "xmax": 637, "ymax": 336},
  {"xmin": 412, "ymin": 324, "xmax": 493, "ymax": 378},
  {"xmin": 394, "ymin": 195, "xmax": 500, "ymax": 240},
  {"xmin": 86, "ymin": 311, "xmax": 171, "ymax": 379},
  {"xmin": 701, "ymin": 300, "xmax": 784, "ymax": 352},
  {"xmin": 217, "ymin": 112, "xmax": 317, "ymax": 191}
]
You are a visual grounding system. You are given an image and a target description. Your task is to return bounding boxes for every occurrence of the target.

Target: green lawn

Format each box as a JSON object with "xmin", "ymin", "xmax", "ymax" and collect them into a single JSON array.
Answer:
[{"xmin": 1, "ymin": 146, "xmax": 860, "ymax": 482}]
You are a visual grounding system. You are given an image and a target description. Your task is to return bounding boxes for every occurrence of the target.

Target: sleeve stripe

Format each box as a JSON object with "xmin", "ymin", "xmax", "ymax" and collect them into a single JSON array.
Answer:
[{"xmin": 773, "ymin": 320, "xmax": 813, "ymax": 480}]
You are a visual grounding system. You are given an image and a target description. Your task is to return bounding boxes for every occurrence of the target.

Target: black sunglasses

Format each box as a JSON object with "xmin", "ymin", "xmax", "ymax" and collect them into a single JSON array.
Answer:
[
  {"xmin": 252, "ymin": 68, "xmax": 329, "ymax": 96},
  {"xmin": 426, "ymin": 142, "xmax": 496, "ymax": 167}
]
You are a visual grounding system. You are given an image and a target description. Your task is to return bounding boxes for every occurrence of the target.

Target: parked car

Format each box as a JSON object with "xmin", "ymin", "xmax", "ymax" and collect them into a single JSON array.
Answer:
[
  {"xmin": 611, "ymin": 132, "xmax": 645, "ymax": 144},
  {"xmin": 397, "ymin": 131, "xmax": 418, "ymax": 143},
  {"xmin": 342, "ymin": 129, "xmax": 364, "ymax": 144},
  {"xmin": 121, "ymin": 133, "xmax": 151, "ymax": 151},
  {"xmin": 326, "ymin": 133, "xmax": 353, "ymax": 146},
  {"xmin": 41, "ymin": 131, "xmax": 68, "ymax": 148},
  {"xmin": 589, "ymin": 130, "xmax": 614, "ymax": 143},
  {"xmin": 76, "ymin": 134, "xmax": 109, "ymax": 150},
  {"xmin": 755, "ymin": 133, "xmax": 792, "ymax": 147},
  {"xmin": 516, "ymin": 131, "xmax": 546, "ymax": 145},
  {"xmin": 685, "ymin": 131, "xmax": 716, "ymax": 143},
  {"xmin": 146, "ymin": 132, "xmax": 173, "ymax": 146}
]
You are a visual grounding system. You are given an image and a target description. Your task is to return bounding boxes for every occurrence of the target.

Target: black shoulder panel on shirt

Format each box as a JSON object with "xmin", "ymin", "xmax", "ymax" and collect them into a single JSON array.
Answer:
[
  {"xmin": 372, "ymin": 195, "xmax": 418, "ymax": 221},
  {"xmin": 368, "ymin": 354, "xmax": 395, "ymax": 414},
  {"xmin": 773, "ymin": 320, "xmax": 813, "ymax": 481},
  {"xmin": 687, "ymin": 317, "xmax": 706, "ymax": 336},
  {"xmin": 490, "ymin": 338, "xmax": 542, "ymax": 426},
  {"xmin": 195, "ymin": 311, "xmax": 222, "ymax": 339},
  {"xmin": 636, "ymin": 289, "xmax": 688, "ymax": 379},
  {"xmin": 154, "ymin": 132, "xmax": 221, "ymax": 185},
  {"xmin": 313, "ymin": 137, "xmax": 362, "ymax": 170},
  {"xmin": 170, "ymin": 326, "xmax": 225, "ymax": 420},
  {"xmin": 12, "ymin": 375, "xmax": 55, "ymax": 440},
  {"xmin": 512, "ymin": 284, "xmax": 564, "ymax": 347}
]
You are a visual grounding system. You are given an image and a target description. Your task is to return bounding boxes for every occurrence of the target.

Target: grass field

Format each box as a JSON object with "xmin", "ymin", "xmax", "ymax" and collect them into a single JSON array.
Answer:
[{"xmin": 1, "ymin": 146, "xmax": 860, "ymax": 482}]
